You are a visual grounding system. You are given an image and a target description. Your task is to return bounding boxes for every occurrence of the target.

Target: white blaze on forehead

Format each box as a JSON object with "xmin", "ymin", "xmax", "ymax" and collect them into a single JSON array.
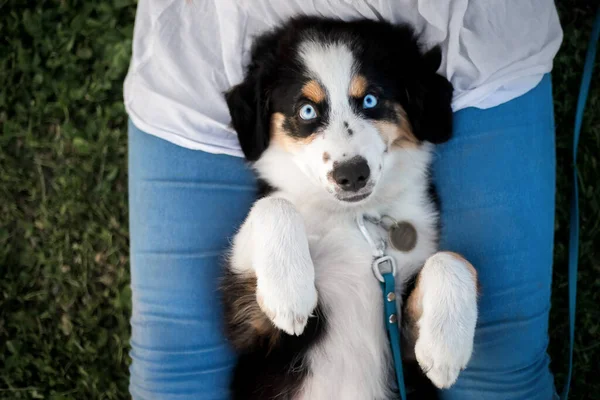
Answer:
[{"xmin": 298, "ymin": 41, "xmax": 357, "ymax": 110}]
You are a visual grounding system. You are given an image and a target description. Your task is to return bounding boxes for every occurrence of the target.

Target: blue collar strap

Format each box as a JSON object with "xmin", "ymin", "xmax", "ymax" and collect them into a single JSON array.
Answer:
[{"xmin": 562, "ymin": 6, "xmax": 600, "ymax": 400}]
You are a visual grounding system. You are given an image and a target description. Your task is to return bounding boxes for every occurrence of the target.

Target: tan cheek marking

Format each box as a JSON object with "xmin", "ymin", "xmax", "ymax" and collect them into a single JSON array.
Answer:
[
  {"xmin": 349, "ymin": 75, "xmax": 368, "ymax": 98},
  {"xmin": 323, "ymin": 152, "xmax": 330, "ymax": 162},
  {"xmin": 374, "ymin": 103, "xmax": 419, "ymax": 149},
  {"xmin": 271, "ymin": 112, "xmax": 317, "ymax": 153},
  {"xmin": 302, "ymin": 80, "xmax": 326, "ymax": 103},
  {"xmin": 374, "ymin": 121, "xmax": 418, "ymax": 149}
]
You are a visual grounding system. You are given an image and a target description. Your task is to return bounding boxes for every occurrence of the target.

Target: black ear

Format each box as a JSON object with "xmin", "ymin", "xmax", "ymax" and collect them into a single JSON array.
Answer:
[
  {"xmin": 225, "ymin": 77, "xmax": 270, "ymax": 162},
  {"xmin": 225, "ymin": 29, "xmax": 282, "ymax": 162},
  {"xmin": 423, "ymin": 45, "xmax": 442, "ymax": 73},
  {"xmin": 408, "ymin": 46, "xmax": 454, "ymax": 144}
]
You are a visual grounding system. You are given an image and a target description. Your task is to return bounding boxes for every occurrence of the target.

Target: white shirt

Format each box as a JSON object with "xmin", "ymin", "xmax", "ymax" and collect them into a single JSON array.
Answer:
[{"xmin": 124, "ymin": 0, "xmax": 562, "ymax": 157}]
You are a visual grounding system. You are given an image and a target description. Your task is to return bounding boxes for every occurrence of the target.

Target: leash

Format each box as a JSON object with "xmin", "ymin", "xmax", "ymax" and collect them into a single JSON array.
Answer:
[
  {"xmin": 561, "ymin": 6, "xmax": 600, "ymax": 399},
  {"xmin": 356, "ymin": 215, "xmax": 407, "ymax": 400}
]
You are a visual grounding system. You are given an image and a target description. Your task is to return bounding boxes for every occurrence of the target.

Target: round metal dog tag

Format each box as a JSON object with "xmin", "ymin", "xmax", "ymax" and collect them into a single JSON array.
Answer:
[{"xmin": 388, "ymin": 221, "xmax": 417, "ymax": 252}]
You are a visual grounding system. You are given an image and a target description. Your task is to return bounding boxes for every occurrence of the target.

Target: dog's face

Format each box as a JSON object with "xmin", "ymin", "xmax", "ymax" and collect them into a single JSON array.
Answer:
[{"xmin": 226, "ymin": 17, "xmax": 453, "ymax": 204}]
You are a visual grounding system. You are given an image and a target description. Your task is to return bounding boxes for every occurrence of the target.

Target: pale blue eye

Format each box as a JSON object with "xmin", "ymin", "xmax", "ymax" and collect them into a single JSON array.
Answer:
[
  {"xmin": 363, "ymin": 94, "xmax": 378, "ymax": 109},
  {"xmin": 299, "ymin": 104, "xmax": 317, "ymax": 120}
]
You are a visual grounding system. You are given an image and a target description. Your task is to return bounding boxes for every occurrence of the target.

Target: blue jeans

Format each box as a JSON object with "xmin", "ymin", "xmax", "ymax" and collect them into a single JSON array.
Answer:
[{"xmin": 128, "ymin": 75, "xmax": 557, "ymax": 399}]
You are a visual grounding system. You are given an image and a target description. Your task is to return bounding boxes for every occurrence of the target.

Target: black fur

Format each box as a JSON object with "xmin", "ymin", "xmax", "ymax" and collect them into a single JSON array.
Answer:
[
  {"xmin": 427, "ymin": 177, "xmax": 443, "ymax": 247},
  {"xmin": 256, "ymin": 178, "xmax": 276, "ymax": 199},
  {"xmin": 230, "ymin": 307, "xmax": 328, "ymax": 400},
  {"xmin": 404, "ymin": 360, "xmax": 440, "ymax": 400},
  {"xmin": 221, "ymin": 269, "xmax": 328, "ymax": 400},
  {"xmin": 224, "ymin": 30, "xmax": 281, "ymax": 161},
  {"xmin": 401, "ymin": 275, "xmax": 439, "ymax": 400}
]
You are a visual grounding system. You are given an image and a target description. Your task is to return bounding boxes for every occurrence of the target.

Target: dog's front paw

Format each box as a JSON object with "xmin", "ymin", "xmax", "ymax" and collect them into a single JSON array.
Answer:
[
  {"xmin": 414, "ymin": 252, "xmax": 478, "ymax": 388},
  {"xmin": 256, "ymin": 278, "xmax": 318, "ymax": 336}
]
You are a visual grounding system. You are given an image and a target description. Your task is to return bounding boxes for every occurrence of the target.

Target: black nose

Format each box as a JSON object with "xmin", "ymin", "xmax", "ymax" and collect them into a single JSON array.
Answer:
[{"xmin": 332, "ymin": 157, "xmax": 370, "ymax": 192}]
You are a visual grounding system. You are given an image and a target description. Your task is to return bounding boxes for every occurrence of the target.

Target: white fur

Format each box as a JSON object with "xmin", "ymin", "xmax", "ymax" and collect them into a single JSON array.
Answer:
[
  {"xmin": 229, "ymin": 40, "xmax": 478, "ymax": 399},
  {"xmin": 295, "ymin": 148, "xmax": 441, "ymax": 399},
  {"xmin": 239, "ymin": 146, "xmax": 448, "ymax": 399},
  {"xmin": 231, "ymin": 197, "xmax": 318, "ymax": 336},
  {"xmin": 414, "ymin": 252, "xmax": 477, "ymax": 389},
  {"xmin": 299, "ymin": 41, "xmax": 357, "ymax": 110}
]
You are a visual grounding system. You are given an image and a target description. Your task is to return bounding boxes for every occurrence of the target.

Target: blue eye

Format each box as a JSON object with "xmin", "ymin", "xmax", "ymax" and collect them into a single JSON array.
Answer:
[
  {"xmin": 299, "ymin": 104, "xmax": 318, "ymax": 120},
  {"xmin": 363, "ymin": 94, "xmax": 378, "ymax": 109}
]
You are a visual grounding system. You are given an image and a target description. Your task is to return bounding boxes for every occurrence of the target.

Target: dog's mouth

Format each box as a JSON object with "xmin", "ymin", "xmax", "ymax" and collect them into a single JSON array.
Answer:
[
  {"xmin": 332, "ymin": 180, "xmax": 376, "ymax": 203},
  {"xmin": 336, "ymin": 191, "xmax": 372, "ymax": 203}
]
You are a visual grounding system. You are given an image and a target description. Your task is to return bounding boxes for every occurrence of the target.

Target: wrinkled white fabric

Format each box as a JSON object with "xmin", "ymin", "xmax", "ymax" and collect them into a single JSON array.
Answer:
[{"xmin": 124, "ymin": 0, "xmax": 562, "ymax": 156}]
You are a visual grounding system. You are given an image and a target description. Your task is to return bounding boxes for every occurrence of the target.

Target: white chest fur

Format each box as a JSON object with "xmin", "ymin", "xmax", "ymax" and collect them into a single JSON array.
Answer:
[
  {"xmin": 239, "ymin": 143, "xmax": 441, "ymax": 398},
  {"xmin": 293, "ymin": 192, "xmax": 439, "ymax": 399}
]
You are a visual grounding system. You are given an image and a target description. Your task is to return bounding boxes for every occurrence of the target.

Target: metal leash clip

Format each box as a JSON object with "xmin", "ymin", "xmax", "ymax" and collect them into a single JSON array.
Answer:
[{"xmin": 372, "ymin": 255, "xmax": 397, "ymax": 283}]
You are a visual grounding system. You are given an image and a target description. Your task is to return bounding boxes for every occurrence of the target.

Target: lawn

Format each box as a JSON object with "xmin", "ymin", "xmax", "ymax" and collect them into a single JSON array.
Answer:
[{"xmin": 1, "ymin": 1, "xmax": 598, "ymax": 399}]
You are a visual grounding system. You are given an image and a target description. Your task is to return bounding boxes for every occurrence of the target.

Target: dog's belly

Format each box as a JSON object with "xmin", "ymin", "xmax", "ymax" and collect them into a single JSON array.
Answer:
[{"xmin": 298, "ymin": 225, "xmax": 395, "ymax": 399}]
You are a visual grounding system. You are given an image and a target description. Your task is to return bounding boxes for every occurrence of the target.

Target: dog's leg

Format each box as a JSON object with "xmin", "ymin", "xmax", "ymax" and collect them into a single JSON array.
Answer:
[
  {"xmin": 226, "ymin": 196, "xmax": 317, "ymax": 339},
  {"xmin": 404, "ymin": 251, "xmax": 478, "ymax": 389}
]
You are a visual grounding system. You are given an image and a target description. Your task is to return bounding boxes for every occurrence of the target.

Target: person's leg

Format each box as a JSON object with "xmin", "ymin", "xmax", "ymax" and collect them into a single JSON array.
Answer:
[
  {"xmin": 128, "ymin": 73, "xmax": 558, "ymax": 399},
  {"xmin": 435, "ymin": 75, "xmax": 558, "ymax": 399},
  {"xmin": 128, "ymin": 120, "xmax": 256, "ymax": 399}
]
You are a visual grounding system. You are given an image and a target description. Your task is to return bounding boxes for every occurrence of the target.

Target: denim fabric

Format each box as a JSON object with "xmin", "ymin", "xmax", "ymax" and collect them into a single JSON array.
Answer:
[
  {"xmin": 128, "ymin": 75, "xmax": 557, "ymax": 399},
  {"xmin": 435, "ymin": 74, "xmax": 557, "ymax": 400}
]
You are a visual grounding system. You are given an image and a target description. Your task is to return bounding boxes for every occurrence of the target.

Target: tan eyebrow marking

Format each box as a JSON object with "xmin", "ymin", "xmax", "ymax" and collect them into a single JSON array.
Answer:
[
  {"xmin": 301, "ymin": 80, "xmax": 326, "ymax": 103},
  {"xmin": 349, "ymin": 75, "xmax": 368, "ymax": 97}
]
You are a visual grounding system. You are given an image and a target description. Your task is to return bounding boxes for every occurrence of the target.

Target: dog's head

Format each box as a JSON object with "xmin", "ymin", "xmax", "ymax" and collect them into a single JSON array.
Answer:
[{"xmin": 226, "ymin": 17, "xmax": 453, "ymax": 205}]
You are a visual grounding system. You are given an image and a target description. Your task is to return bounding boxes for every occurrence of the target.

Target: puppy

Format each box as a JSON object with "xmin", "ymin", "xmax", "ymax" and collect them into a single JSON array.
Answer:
[{"xmin": 221, "ymin": 17, "xmax": 478, "ymax": 400}]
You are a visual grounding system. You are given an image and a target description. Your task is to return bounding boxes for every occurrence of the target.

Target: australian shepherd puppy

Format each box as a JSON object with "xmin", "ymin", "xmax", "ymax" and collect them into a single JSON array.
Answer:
[{"xmin": 221, "ymin": 17, "xmax": 478, "ymax": 400}]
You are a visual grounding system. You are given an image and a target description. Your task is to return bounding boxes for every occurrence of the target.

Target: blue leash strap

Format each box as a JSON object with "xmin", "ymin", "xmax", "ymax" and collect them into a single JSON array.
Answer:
[
  {"xmin": 357, "ymin": 215, "xmax": 407, "ymax": 400},
  {"xmin": 381, "ymin": 271, "xmax": 407, "ymax": 400},
  {"xmin": 561, "ymin": 7, "xmax": 600, "ymax": 400}
]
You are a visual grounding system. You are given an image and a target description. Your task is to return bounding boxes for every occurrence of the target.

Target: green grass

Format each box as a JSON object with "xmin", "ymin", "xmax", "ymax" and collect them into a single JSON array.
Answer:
[
  {"xmin": 549, "ymin": 2, "xmax": 600, "ymax": 398},
  {"xmin": 0, "ymin": 1, "xmax": 598, "ymax": 399}
]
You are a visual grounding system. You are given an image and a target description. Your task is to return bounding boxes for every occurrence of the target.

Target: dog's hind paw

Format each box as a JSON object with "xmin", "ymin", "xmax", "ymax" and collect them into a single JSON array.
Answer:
[{"xmin": 414, "ymin": 252, "xmax": 478, "ymax": 388}]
